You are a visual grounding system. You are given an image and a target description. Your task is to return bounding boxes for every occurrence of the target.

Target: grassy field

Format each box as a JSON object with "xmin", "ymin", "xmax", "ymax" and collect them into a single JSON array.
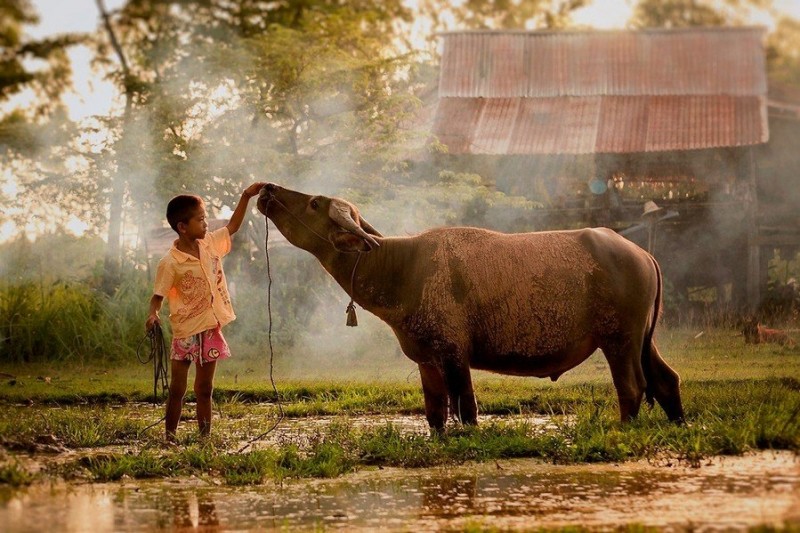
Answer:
[{"xmin": 0, "ymin": 328, "xmax": 798, "ymax": 487}]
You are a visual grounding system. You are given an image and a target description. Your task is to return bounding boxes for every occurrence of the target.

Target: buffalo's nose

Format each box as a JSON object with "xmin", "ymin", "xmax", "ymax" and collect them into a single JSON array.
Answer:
[{"xmin": 259, "ymin": 183, "xmax": 276, "ymax": 199}]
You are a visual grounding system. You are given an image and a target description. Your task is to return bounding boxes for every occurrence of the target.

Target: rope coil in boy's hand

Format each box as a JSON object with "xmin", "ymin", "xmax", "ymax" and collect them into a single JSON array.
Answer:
[
  {"xmin": 238, "ymin": 210, "xmax": 285, "ymax": 453},
  {"xmin": 137, "ymin": 322, "xmax": 169, "ymax": 403}
]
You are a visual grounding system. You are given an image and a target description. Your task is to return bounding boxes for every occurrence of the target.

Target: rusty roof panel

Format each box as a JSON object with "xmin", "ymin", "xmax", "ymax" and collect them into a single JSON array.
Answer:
[
  {"xmin": 507, "ymin": 96, "xmax": 601, "ymax": 154},
  {"xmin": 595, "ymin": 96, "xmax": 649, "ymax": 153},
  {"xmin": 439, "ymin": 28, "xmax": 767, "ymax": 98},
  {"xmin": 471, "ymin": 98, "xmax": 520, "ymax": 153},
  {"xmin": 432, "ymin": 95, "xmax": 767, "ymax": 154},
  {"xmin": 431, "ymin": 97, "xmax": 483, "ymax": 153},
  {"xmin": 643, "ymin": 95, "xmax": 767, "ymax": 151}
]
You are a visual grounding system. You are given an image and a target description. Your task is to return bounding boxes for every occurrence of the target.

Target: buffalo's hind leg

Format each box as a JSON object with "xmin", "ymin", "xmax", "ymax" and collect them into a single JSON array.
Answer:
[
  {"xmin": 419, "ymin": 363, "xmax": 448, "ymax": 432},
  {"xmin": 602, "ymin": 337, "xmax": 647, "ymax": 423},
  {"xmin": 646, "ymin": 342, "xmax": 684, "ymax": 423}
]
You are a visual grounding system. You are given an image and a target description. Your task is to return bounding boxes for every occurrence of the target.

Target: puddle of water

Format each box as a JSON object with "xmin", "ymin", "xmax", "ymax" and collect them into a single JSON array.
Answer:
[
  {"xmin": 1, "ymin": 451, "xmax": 798, "ymax": 532},
  {"xmin": 238, "ymin": 413, "xmax": 556, "ymax": 450}
]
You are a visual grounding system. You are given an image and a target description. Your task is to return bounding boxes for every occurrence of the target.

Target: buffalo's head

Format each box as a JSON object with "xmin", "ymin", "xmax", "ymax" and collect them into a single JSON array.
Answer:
[
  {"xmin": 257, "ymin": 183, "xmax": 382, "ymax": 253},
  {"xmin": 741, "ymin": 316, "xmax": 760, "ymax": 344}
]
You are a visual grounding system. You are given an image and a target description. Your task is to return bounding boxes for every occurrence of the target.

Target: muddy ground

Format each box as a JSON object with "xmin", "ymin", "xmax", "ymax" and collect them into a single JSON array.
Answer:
[{"xmin": 1, "ymin": 413, "xmax": 798, "ymax": 532}]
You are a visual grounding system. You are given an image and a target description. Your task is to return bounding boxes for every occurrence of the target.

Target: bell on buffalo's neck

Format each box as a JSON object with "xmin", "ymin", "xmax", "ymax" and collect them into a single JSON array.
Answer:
[{"xmin": 346, "ymin": 301, "xmax": 358, "ymax": 327}]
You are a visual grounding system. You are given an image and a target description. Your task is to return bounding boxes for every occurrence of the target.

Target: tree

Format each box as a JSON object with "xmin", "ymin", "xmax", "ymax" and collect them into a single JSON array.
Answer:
[
  {"xmin": 85, "ymin": 0, "xmax": 422, "ymax": 289},
  {"xmin": 629, "ymin": 0, "xmax": 779, "ymax": 29},
  {"xmin": 629, "ymin": 0, "xmax": 727, "ymax": 28},
  {"xmin": 0, "ymin": 0, "xmax": 80, "ymax": 153},
  {"xmin": 0, "ymin": 1, "xmax": 88, "ymax": 236},
  {"xmin": 0, "ymin": 1, "xmax": 80, "ymax": 113},
  {"xmin": 766, "ymin": 16, "xmax": 800, "ymax": 87},
  {"xmin": 451, "ymin": 0, "xmax": 588, "ymax": 30}
]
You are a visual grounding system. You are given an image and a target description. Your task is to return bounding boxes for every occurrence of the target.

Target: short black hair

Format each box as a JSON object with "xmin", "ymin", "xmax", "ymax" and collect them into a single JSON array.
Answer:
[{"xmin": 166, "ymin": 195, "xmax": 204, "ymax": 232}]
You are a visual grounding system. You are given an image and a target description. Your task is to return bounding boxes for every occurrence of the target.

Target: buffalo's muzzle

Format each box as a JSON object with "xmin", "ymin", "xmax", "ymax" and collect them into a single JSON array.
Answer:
[{"xmin": 257, "ymin": 185, "xmax": 276, "ymax": 215}]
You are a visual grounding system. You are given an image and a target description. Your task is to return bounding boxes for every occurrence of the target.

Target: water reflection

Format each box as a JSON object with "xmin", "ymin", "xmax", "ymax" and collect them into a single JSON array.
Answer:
[
  {"xmin": 420, "ymin": 476, "xmax": 478, "ymax": 518},
  {"xmin": 169, "ymin": 491, "xmax": 219, "ymax": 529},
  {"xmin": 1, "ymin": 452, "xmax": 798, "ymax": 532}
]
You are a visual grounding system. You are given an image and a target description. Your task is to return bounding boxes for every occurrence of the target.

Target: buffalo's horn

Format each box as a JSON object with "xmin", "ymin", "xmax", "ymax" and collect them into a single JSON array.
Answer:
[
  {"xmin": 358, "ymin": 217, "xmax": 382, "ymax": 238},
  {"xmin": 329, "ymin": 199, "xmax": 381, "ymax": 249}
]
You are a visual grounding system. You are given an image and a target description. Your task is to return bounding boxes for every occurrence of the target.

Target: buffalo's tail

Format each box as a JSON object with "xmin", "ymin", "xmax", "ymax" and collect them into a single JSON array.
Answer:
[{"xmin": 642, "ymin": 255, "xmax": 662, "ymax": 409}]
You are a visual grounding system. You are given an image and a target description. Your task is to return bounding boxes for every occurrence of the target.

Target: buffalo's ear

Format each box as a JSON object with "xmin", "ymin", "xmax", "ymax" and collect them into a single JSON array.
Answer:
[{"xmin": 329, "ymin": 230, "xmax": 372, "ymax": 253}]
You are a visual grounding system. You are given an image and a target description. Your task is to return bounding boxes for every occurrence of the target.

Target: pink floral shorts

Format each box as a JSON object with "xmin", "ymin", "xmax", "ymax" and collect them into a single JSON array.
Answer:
[{"xmin": 171, "ymin": 326, "xmax": 231, "ymax": 365}]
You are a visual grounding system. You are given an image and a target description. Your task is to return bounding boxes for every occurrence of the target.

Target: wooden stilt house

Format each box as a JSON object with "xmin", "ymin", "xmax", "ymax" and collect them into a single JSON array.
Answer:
[{"xmin": 430, "ymin": 27, "xmax": 792, "ymax": 312}]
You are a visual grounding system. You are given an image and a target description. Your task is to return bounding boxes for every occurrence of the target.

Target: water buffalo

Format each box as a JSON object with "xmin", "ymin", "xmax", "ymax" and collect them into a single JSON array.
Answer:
[
  {"xmin": 742, "ymin": 317, "xmax": 796, "ymax": 347},
  {"xmin": 257, "ymin": 184, "xmax": 684, "ymax": 428}
]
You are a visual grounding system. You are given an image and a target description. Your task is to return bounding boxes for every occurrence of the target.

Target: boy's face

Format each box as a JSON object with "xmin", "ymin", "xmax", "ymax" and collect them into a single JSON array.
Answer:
[{"xmin": 179, "ymin": 206, "xmax": 208, "ymax": 240}]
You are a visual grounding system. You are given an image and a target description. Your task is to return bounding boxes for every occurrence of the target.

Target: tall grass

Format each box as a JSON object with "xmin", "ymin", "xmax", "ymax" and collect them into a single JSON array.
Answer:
[
  {"xmin": 0, "ymin": 251, "xmax": 332, "ymax": 363},
  {"xmin": 0, "ymin": 280, "xmax": 149, "ymax": 363},
  {"xmin": 0, "ymin": 406, "xmax": 147, "ymax": 448}
]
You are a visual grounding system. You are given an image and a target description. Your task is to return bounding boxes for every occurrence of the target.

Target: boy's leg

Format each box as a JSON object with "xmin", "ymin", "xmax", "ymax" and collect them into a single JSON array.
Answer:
[
  {"xmin": 166, "ymin": 359, "xmax": 191, "ymax": 441},
  {"xmin": 194, "ymin": 360, "xmax": 217, "ymax": 436}
]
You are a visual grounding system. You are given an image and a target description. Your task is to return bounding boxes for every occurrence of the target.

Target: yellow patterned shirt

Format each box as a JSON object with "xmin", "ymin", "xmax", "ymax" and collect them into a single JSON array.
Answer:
[{"xmin": 154, "ymin": 227, "xmax": 236, "ymax": 339}]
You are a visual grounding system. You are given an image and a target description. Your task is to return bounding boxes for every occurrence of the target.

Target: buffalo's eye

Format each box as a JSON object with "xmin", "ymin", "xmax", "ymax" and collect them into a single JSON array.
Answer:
[{"xmin": 310, "ymin": 199, "xmax": 319, "ymax": 210}]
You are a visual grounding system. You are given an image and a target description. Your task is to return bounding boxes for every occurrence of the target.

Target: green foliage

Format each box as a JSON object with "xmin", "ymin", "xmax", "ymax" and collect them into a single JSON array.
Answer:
[
  {"xmin": 342, "ymin": 170, "xmax": 541, "ymax": 236},
  {"xmin": 0, "ymin": 109, "xmax": 39, "ymax": 153},
  {"xmin": 0, "ymin": 0, "xmax": 80, "ymax": 105},
  {"xmin": 629, "ymin": 0, "xmax": 727, "ymax": 28},
  {"xmin": 768, "ymin": 17, "xmax": 800, "ymax": 87},
  {"xmin": 217, "ymin": 449, "xmax": 276, "ymax": 485},
  {"xmin": 432, "ymin": 0, "xmax": 587, "ymax": 31},
  {"xmin": 82, "ymin": 451, "xmax": 172, "ymax": 481}
]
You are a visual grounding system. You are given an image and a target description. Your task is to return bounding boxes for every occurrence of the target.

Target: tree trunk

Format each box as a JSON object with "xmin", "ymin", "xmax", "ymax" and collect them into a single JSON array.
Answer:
[{"xmin": 97, "ymin": 0, "xmax": 133, "ymax": 294}]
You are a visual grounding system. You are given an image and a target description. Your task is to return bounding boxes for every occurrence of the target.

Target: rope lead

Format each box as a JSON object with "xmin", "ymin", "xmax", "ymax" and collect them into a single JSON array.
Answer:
[
  {"xmin": 137, "ymin": 322, "xmax": 169, "ymax": 404},
  {"xmin": 237, "ymin": 209, "xmax": 285, "ymax": 453}
]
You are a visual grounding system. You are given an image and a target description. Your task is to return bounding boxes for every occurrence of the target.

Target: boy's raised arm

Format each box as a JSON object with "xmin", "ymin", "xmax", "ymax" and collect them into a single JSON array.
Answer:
[{"xmin": 226, "ymin": 182, "xmax": 267, "ymax": 236}]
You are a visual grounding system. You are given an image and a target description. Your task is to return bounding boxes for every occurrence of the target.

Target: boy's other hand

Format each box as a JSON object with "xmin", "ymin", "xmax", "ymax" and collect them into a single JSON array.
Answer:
[
  {"xmin": 146, "ymin": 314, "xmax": 161, "ymax": 332},
  {"xmin": 244, "ymin": 182, "xmax": 268, "ymax": 199}
]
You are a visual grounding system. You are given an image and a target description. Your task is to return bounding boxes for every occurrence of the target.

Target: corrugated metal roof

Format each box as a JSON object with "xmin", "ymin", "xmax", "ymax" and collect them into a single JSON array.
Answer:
[
  {"xmin": 434, "ymin": 95, "xmax": 767, "ymax": 154},
  {"xmin": 434, "ymin": 28, "xmax": 768, "ymax": 154}
]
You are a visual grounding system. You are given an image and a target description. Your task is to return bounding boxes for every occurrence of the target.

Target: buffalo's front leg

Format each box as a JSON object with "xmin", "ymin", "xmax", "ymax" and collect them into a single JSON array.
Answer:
[
  {"xmin": 419, "ymin": 363, "xmax": 448, "ymax": 431},
  {"xmin": 444, "ymin": 358, "xmax": 478, "ymax": 425}
]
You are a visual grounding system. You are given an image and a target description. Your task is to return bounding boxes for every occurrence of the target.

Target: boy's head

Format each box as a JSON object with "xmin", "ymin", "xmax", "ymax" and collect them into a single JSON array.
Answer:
[{"xmin": 166, "ymin": 195, "xmax": 205, "ymax": 233}]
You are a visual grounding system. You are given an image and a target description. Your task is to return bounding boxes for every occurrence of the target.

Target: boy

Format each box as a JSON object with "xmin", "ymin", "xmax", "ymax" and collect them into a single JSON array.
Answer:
[{"xmin": 146, "ymin": 183, "xmax": 266, "ymax": 441}]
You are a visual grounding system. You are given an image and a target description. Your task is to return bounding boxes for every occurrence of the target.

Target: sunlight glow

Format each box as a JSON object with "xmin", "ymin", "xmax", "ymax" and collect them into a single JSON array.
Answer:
[
  {"xmin": 65, "ymin": 216, "xmax": 89, "ymax": 237},
  {"xmin": 181, "ymin": 80, "xmax": 241, "ymax": 140},
  {"xmin": 1, "ymin": 173, "xmax": 18, "ymax": 197},
  {"xmin": 0, "ymin": 221, "xmax": 14, "ymax": 242},
  {"xmin": 572, "ymin": 0, "xmax": 634, "ymax": 29},
  {"xmin": 746, "ymin": 6, "xmax": 777, "ymax": 31},
  {"xmin": 218, "ymin": 206, "xmax": 234, "ymax": 220}
]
